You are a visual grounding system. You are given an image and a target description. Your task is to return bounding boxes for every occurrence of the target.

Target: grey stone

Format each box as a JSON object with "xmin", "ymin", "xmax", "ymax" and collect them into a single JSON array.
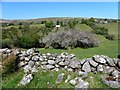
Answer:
[
  {"xmin": 19, "ymin": 74, "xmax": 33, "ymax": 85},
  {"xmin": 46, "ymin": 53, "xmax": 51, "ymax": 56},
  {"xmin": 93, "ymin": 55, "xmax": 106, "ymax": 64},
  {"xmin": 24, "ymin": 57, "xmax": 30, "ymax": 61},
  {"xmin": 19, "ymin": 61, "xmax": 27, "ymax": 67},
  {"xmin": 82, "ymin": 61, "xmax": 91, "ymax": 72},
  {"xmin": 80, "ymin": 59, "xmax": 86, "ymax": 65},
  {"xmin": 46, "ymin": 65, "xmax": 55, "ymax": 69},
  {"xmin": 56, "ymin": 73, "xmax": 65, "ymax": 84},
  {"xmin": 65, "ymin": 75, "xmax": 71, "ymax": 83},
  {"xmin": 97, "ymin": 65, "xmax": 104, "ymax": 72},
  {"xmin": 91, "ymin": 67, "xmax": 96, "ymax": 72},
  {"xmin": 112, "ymin": 70, "xmax": 120, "ymax": 78},
  {"xmin": 48, "ymin": 60, "xmax": 56, "ymax": 65},
  {"xmin": 52, "ymin": 68, "xmax": 59, "ymax": 71},
  {"xmin": 69, "ymin": 79, "xmax": 77, "ymax": 86},
  {"xmin": 31, "ymin": 67, "xmax": 38, "ymax": 73},
  {"xmin": 105, "ymin": 57, "xmax": 115, "ymax": 67},
  {"xmin": 55, "ymin": 64, "xmax": 60, "ymax": 68},
  {"xmin": 75, "ymin": 80, "xmax": 89, "ymax": 88},
  {"xmin": 26, "ymin": 48, "xmax": 35, "ymax": 55},
  {"xmin": 56, "ymin": 58, "xmax": 62, "ymax": 63},
  {"xmin": 102, "ymin": 76, "xmax": 120, "ymax": 88},
  {"xmin": 67, "ymin": 68, "xmax": 73, "ymax": 72},
  {"xmin": 58, "ymin": 61, "xmax": 67, "ymax": 66},
  {"xmin": 41, "ymin": 61, "xmax": 48, "ymax": 65},
  {"xmin": 32, "ymin": 56, "xmax": 40, "ymax": 61},
  {"xmin": 88, "ymin": 58, "xmax": 98, "ymax": 67},
  {"xmin": 78, "ymin": 71, "xmax": 88, "ymax": 78},
  {"xmin": 28, "ymin": 61, "xmax": 35, "ymax": 68},
  {"xmin": 117, "ymin": 60, "xmax": 120, "ymax": 68},
  {"xmin": 113, "ymin": 58, "xmax": 118, "ymax": 65},
  {"xmin": 69, "ymin": 60, "xmax": 80, "ymax": 69},
  {"xmin": 6, "ymin": 49, "xmax": 11, "ymax": 54},
  {"xmin": 19, "ymin": 56, "xmax": 25, "ymax": 61}
]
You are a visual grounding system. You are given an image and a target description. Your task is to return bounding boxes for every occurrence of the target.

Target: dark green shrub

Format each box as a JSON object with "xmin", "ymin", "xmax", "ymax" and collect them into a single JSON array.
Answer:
[
  {"xmin": 105, "ymin": 34, "xmax": 115, "ymax": 40},
  {"xmin": 2, "ymin": 39, "xmax": 14, "ymax": 48}
]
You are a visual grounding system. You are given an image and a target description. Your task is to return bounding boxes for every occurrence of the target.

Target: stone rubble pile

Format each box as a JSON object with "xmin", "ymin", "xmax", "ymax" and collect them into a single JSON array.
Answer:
[{"xmin": 1, "ymin": 48, "xmax": 120, "ymax": 88}]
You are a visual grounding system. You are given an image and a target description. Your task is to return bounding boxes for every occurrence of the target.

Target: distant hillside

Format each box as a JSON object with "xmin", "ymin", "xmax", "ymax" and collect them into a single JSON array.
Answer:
[{"xmin": 0, "ymin": 17, "xmax": 118, "ymax": 24}]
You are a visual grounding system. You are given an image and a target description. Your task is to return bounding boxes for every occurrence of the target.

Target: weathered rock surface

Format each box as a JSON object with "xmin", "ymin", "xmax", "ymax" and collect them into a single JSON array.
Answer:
[
  {"xmin": 19, "ymin": 74, "xmax": 33, "ymax": 85},
  {"xmin": 82, "ymin": 61, "xmax": 91, "ymax": 72},
  {"xmin": 93, "ymin": 55, "xmax": 106, "ymax": 64}
]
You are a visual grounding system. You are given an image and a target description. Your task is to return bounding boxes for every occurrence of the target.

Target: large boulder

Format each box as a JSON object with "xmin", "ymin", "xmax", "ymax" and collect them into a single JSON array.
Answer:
[
  {"xmin": 92, "ymin": 55, "xmax": 106, "ymax": 64},
  {"xmin": 82, "ymin": 61, "xmax": 91, "ymax": 72},
  {"xmin": 88, "ymin": 58, "xmax": 98, "ymax": 67},
  {"xmin": 105, "ymin": 57, "xmax": 115, "ymax": 67},
  {"xmin": 69, "ymin": 60, "xmax": 81, "ymax": 69}
]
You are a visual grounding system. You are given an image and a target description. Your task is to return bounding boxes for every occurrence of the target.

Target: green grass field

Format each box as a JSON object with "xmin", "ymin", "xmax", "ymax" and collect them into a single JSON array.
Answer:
[{"xmin": 3, "ymin": 69, "xmax": 110, "ymax": 88}]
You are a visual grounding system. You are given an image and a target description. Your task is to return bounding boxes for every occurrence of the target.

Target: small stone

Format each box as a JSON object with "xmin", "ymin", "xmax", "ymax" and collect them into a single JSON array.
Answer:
[
  {"xmin": 47, "ymin": 53, "xmax": 51, "ymax": 56},
  {"xmin": 78, "ymin": 71, "xmax": 88, "ymax": 78},
  {"xmin": 52, "ymin": 68, "xmax": 59, "ymax": 71},
  {"xmin": 41, "ymin": 61, "xmax": 48, "ymax": 65},
  {"xmin": 75, "ymin": 80, "xmax": 89, "ymax": 88},
  {"xmin": 112, "ymin": 70, "xmax": 120, "ymax": 78},
  {"xmin": 69, "ymin": 79, "xmax": 77, "ymax": 86},
  {"xmin": 56, "ymin": 73, "xmax": 65, "ymax": 84},
  {"xmin": 97, "ymin": 65, "xmax": 103, "ymax": 72},
  {"xmin": 19, "ymin": 61, "xmax": 26, "ymax": 67},
  {"xmin": 32, "ymin": 56, "xmax": 40, "ymax": 61},
  {"xmin": 24, "ymin": 57, "xmax": 29, "ymax": 61},
  {"xmin": 28, "ymin": 61, "xmax": 35, "ymax": 68},
  {"xmin": 48, "ymin": 60, "xmax": 56, "ymax": 65},
  {"xmin": 58, "ymin": 62, "xmax": 66, "ymax": 66},
  {"xmin": 67, "ymin": 68, "xmax": 73, "ymax": 72},
  {"xmin": 19, "ymin": 74, "xmax": 33, "ymax": 85},
  {"xmin": 31, "ymin": 67, "xmax": 38, "ymax": 73},
  {"xmin": 65, "ymin": 75, "xmax": 71, "ymax": 83},
  {"xmin": 46, "ymin": 65, "xmax": 55, "ymax": 69},
  {"xmin": 55, "ymin": 64, "xmax": 60, "ymax": 68}
]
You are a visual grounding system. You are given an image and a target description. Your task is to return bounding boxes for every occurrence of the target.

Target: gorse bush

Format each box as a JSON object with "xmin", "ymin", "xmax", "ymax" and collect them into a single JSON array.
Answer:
[
  {"xmin": 43, "ymin": 29, "xmax": 99, "ymax": 49},
  {"xmin": 2, "ymin": 54, "xmax": 19, "ymax": 76}
]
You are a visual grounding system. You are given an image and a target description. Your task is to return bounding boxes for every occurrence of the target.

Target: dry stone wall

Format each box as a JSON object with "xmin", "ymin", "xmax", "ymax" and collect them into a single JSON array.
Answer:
[{"xmin": 1, "ymin": 48, "xmax": 120, "ymax": 88}]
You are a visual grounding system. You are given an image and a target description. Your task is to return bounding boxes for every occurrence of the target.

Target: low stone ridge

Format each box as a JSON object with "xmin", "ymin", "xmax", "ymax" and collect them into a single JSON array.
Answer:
[{"xmin": 1, "ymin": 48, "xmax": 120, "ymax": 88}]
